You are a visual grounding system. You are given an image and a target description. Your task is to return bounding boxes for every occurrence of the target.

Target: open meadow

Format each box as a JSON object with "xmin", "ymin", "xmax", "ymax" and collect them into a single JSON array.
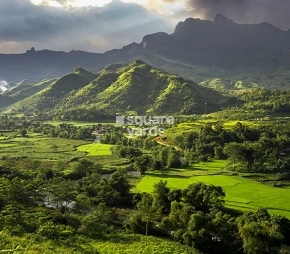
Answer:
[
  {"xmin": 0, "ymin": 132, "xmax": 87, "ymax": 162},
  {"xmin": 92, "ymin": 234, "xmax": 197, "ymax": 254},
  {"xmin": 77, "ymin": 143, "xmax": 112, "ymax": 156},
  {"xmin": 0, "ymin": 131, "xmax": 130, "ymax": 170}
]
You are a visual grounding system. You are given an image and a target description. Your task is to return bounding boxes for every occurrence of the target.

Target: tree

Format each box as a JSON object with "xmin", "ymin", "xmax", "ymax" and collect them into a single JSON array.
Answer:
[
  {"xmin": 0, "ymin": 177, "xmax": 38, "ymax": 207},
  {"xmin": 43, "ymin": 178, "xmax": 77, "ymax": 213},
  {"xmin": 272, "ymin": 215, "xmax": 290, "ymax": 245},
  {"xmin": 167, "ymin": 150, "xmax": 182, "ymax": 168},
  {"xmin": 0, "ymin": 205, "xmax": 26, "ymax": 235},
  {"xmin": 223, "ymin": 142, "xmax": 245, "ymax": 171},
  {"xmin": 166, "ymin": 201, "xmax": 195, "ymax": 231},
  {"xmin": 183, "ymin": 183, "xmax": 225, "ymax": 212},
  {"xmin": 108, "ymin": 169, "xmax": 131, "ymax": 206},
  {"xmin": 20, "ymin": 129, "xmax": 27, "ymax": 137},
  {"xmin": 152, "ymin": 180, "xmax": 170, "ymax": 214},
  {"xmin": 158, "ymin": 147, "xmax": 170, "ymax": 168},
  {"xmin": 136, "ymin": 193, "xmax": 155, "ymax": 245},
  {"xmin": 181, "ymin": 210, "xmax": 243, "ymax": 254},
  {"xmin": 237, "ymin": 209, "xmax": 284, "ymax": 254},
  {"xmin": 69, "ymin": 159, "xmax": 101, "ymax": 179},
  {"xmin": 168, "ymin": 189, "xmax": 182, "ymax": 203},
  {"xmin": 214, "ymin": 146, "xmax": 226, "ymax": 159},
  {"xmin": 78, "ymin": 203, "xmax": 116, "ymax": 238},
  {"xmin": 182, "ymin": 211, "xmax": 211, "ymax": 250},
  {"xmin": 133, "ymin": 155, "xmax": 153, "ymax": 175}
]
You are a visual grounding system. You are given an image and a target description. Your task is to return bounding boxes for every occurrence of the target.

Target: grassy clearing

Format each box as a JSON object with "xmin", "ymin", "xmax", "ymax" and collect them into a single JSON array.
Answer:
[
  {"xmin": 44, "ymin": 120, "xmax": 100, "ymax": 127},
  {"xmin": 77, "ymin": 143, "xmax": 112, "ymax": 156},
  {"xmin": 0, "ymin": 132, "xmax": 87, "ymax": 162},
  {"xmin": 92, "ymin": 234, "xmax": 197, "ymax": 254},
  {"xmin": 44, "ymin": 121, "xmax": 116, "ymax": 126},
  {"xmin": 135, "ymin": 160, "xmax": 290, "ymax": 218},
  {"xmin": 0, "ymin": 132, "xmax": 127, "ymax": 169},
  {"xmin": 166, "ymin": 120, "xmax": 261, "ymax": 138},
  {"xmin": 77, "ymin": 143, "xmax": 131, "ymax": 169},
  {"xmin": 222, "ymin": 120, "xmax": 260, "ymax": 130}
]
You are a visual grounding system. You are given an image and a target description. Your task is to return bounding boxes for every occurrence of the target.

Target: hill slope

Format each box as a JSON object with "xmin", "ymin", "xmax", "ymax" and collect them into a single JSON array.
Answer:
[
  {"xmin": 0, "ymin": 95, "xmax": 16, "ymax": 109},
  {"xmin": 8, "ymin": 68, "xmax": 98, "ymax": 113},
  {"xmin": 3, "ymin": 79, "xmax": 57, "ymax": 101},
  {"xmin": 6, "ymin": 61, "xmax": 231, "ymax": 119}
]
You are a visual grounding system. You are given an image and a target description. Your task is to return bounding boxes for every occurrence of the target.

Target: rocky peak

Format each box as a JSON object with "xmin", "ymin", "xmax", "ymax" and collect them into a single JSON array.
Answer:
[{"xmin": 214, "ymin": 13, "xmax": 235, "ymax": 25}]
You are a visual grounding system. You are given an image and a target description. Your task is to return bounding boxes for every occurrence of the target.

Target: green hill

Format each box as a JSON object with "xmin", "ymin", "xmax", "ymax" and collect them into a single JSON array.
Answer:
[
  {"xmin": 199, "ymin": 78, "xmax": 260, "ymax": 93},
  {"xmin": 4, "ymin": 79, "xmax": 56, "ymax": 101},
  {"xmin": 0, "ymin": 95, "xmax": 16, "ymax": 109},
  {"xmin": 58, "ymin": 61, "xmax": 231, "ymax": 118},
  {"xmin": 7, "ymin": 68, "xmax": 97, "ymax": 113},
  {"xmin": 6, "ymin": 61, "xmax": 232, "ymax": 119}
]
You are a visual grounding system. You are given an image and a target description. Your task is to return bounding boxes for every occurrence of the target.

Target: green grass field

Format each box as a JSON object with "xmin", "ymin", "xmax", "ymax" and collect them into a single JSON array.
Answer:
[
  {"xmin": 135, "ymin": 160, "xmax": 290, "ymax": 218},
  {"xmin": 0, "ymin": 131, "xmax": 126, "ymax": 169},
  {"xmin": 0, "ymin": 132, "xmax": 87, "ymax": 162},
  {"xmin": 44, "ymin": 120, "xmax": 101, "ymax": 127},
  {"xmin": 44, "ymin": 120, "xmax": 116, "ymax": 126},
  {"xmin": 93, "ymin": 234, "xmax": 196, "ymax": 254},
  {"xmin": 77, "ymin": 143, "xmax": 113, "ymax": 156},
  {"xmin": 77, "ymin": 143, "xmax": 132, "ymax": 169}
]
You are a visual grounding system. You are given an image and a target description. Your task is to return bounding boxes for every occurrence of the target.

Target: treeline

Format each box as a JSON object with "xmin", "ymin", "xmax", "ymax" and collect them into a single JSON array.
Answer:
[
  {"xmin": 239, "ymin": 88, "xmax": 290, "ymax": 113},
  {"xmin": 33, "ymin": 123, "xmax": 95, "ymax": 140},
  {"xmin": 169, "ymin": 121, "xmax": 290, "ymax": 172},
  {"xmin": 0, "ymin": 115, "xmax": 96, "ymax": 140},
  {"xmin": 111, "ymin": 145, "xmax": 188, "ymax": 174},
  {"xmin": 101, "ymin": 121, "xmax": 290, "ymax": 173}
]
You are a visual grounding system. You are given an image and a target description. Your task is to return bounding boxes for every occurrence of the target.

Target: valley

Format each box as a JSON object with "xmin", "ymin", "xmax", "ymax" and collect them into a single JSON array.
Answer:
[
  {"xmin": 1, "ymin": 14, "xmax": 290, "ymax": 254},
  {"xmin": 1, "ymin": 112, "xmax": 290, "ymax": 253}
]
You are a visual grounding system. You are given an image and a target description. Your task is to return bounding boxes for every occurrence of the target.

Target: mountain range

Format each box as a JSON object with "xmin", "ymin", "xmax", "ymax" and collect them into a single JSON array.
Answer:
[
  {"xmin": 3, "ymin": 61, "xmax": 232, "ymax": 119},
  {"xmin": 1, "ymin": 14, "xmax": 290, "ymax": 89},
  {"xmin": 1, "ymin": 14, "xmax": 290, "ymax": 117}
]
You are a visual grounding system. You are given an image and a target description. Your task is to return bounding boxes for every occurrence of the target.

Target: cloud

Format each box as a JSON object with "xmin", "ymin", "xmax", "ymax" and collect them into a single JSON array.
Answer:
[
  {"xmin": 34, "ymin": 0, "xmax": 112, "ymax": 7},
  {"xmin": 0, "ymin": 81, "xmax": 9, "ymax": 92},
  {"xmin": 0, "ymin": 0, "xmax": 172, "ymax": 53},
  {"xmin": 2, "ymin": 0, "xmax": 289, "ymax": 54},
  {"xmin": 185, "ymin": 0, "xmax": 290, "ymax": 30}
]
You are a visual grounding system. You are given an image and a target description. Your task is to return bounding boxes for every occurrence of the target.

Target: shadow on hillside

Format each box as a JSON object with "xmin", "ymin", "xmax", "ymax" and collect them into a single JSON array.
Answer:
[
  {"xmin": 227, "ymin": 200, "xmax": 290, "ymax": 213},
  {"xmin": 106, "ymin": 234, "xmax": 141, "ymax": 244},
  {"xmin": 145, "ymin": 172, "xmax": 189, "ymax": 179},
  {"xmin": 186, "ymin": 165, "xmax": 209, "ymax": 171},
  {"xmin": 266, "ymin": 207, "xmax": 290, "ymax": 213}
]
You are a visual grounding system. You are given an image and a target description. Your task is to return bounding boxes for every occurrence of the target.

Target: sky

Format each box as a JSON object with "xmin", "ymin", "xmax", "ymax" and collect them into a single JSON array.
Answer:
[{"xmin": 0, "ymin": 0, "xmax": 290, "ymax": 54}]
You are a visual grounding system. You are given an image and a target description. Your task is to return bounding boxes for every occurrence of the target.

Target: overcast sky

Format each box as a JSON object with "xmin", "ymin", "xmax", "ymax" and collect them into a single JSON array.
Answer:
[{"xmin": 1, "ymin": 0, "xmax": 290, "ymax": 54}]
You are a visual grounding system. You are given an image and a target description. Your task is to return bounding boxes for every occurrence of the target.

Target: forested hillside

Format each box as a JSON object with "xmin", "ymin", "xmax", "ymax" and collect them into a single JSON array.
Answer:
[{"xmin": 5, "ymin": 61, "xmax": 231, "ymax": 119}]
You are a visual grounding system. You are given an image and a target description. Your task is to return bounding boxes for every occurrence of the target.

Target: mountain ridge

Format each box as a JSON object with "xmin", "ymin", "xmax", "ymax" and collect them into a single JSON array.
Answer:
[
  {"xmin": 5, "ymin": 61, "xmax": 231, "ymax": 119},
  {"xmin": 1, "ymin": 14, "xmax": 290, "ymax": 90}
]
